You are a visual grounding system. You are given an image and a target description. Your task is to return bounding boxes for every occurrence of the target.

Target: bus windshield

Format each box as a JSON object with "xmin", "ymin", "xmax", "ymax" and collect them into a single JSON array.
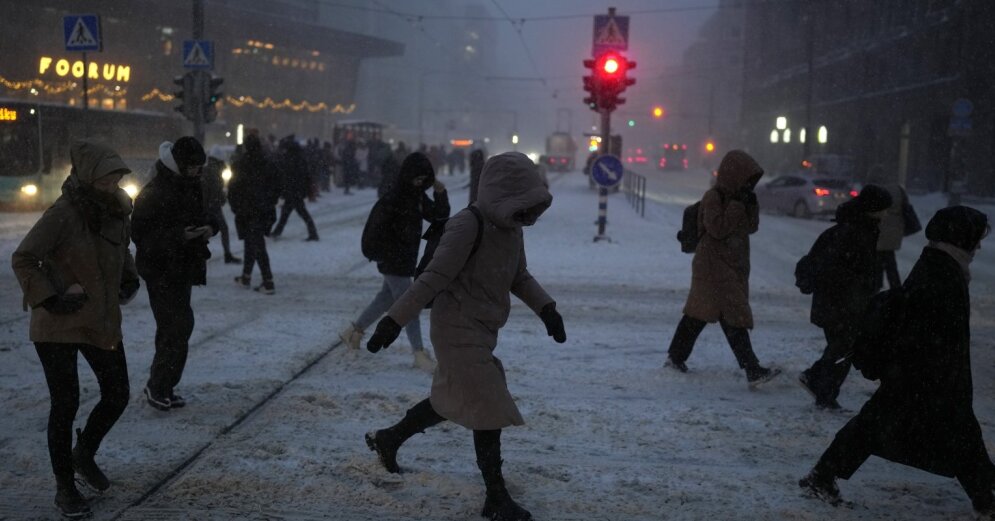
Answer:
[{"xmin": 0, "ymin": 109, "xmax": 40, "ymax": 178}]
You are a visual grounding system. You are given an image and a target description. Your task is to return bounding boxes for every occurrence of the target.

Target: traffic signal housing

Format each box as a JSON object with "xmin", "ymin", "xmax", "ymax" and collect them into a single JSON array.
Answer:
[
  {"xmin": 581, "ymin": 52, "xmax": 636, "ymax": 113},
  {"xmin": 582, "ymin": 58, "xmax": 599, "ymax": 111},
  {"xmin": 173, "ymin": 73, "xmax": 196, "ymax": 120},
  {"xmin": 204, "ymin": 75, "xmax": 224, "ymax": 123}
]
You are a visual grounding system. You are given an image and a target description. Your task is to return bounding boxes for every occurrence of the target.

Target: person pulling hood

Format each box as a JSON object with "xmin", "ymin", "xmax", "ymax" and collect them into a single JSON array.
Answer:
[
  {"xmin": 714, "ymin": 150, "xmax": 764, "ymax": 194},
  {"xmin": 475, "ymin": 152, "xmax": 552, "ymax": 229},
  {"xmin": 396, "ymin": 152, "xmax": 436, "ymax": 193}
]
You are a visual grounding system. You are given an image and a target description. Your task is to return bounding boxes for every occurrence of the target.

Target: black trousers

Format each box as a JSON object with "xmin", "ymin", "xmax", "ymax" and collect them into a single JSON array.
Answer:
[
  {"xmin": 35, "ymin": 342, "xmax": 129, "ymax": 481},
  {"xmin": 667, "ymin": 315, "xmax": 761, "ymax": 370},
  {"xmin": 802, "ymin": 324, "xmax": 854, "ymax": 405},
  {"xmin": 876, "ymin": 250, "xmax": 902, "ymax": 291},
  {"xmin": 213, "ymin": 208, "xmax": 232, "ymax": 257},
  {"xmin": 272, "ymin": 198, "xmax": 318, "ymax": 238},
  {"xmin": 394, "ymin": 398, "xmax": 502, "ymax": 464},
  {"xmin": 242, "ymin": 229, "xmax": 273, "ymax": 281},
  {"xmin": 146, "ymin": 278, "xmax": 194, "ymax": 396}
]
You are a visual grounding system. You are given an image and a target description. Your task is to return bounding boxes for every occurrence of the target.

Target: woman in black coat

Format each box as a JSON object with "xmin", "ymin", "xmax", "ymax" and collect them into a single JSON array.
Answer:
[
  {"xmin": 800, "ymin": 206, "xmax": 993, "ymax": 516},
  {"xmin": 229, "ymin": 134, "xmax": 281, "ymax": 293}
]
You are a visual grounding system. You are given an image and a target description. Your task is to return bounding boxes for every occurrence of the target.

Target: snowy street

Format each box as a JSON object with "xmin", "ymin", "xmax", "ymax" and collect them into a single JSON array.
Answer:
[{"xmin": 2, "ymin": 170, "xmax": 995, "ymax": 520}]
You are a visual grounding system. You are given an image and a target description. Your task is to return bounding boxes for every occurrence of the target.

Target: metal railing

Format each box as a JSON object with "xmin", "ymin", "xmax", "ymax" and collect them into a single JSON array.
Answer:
[{"xmin": 623, "ymin": 170, "xmax": 646, "ymax": 218}]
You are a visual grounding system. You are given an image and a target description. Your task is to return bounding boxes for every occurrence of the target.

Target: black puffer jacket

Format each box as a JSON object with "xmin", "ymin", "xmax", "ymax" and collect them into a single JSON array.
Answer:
[
  {"xmin": 373, "ymin": 152, "xmax": 450, "ymax": 276},
  {"xmin": 229, "ymin": 138, "xmax": 280, "ymax": 238},
  {"xmin": 132, "ymin": 161, "xmax": 219, "ymax": 284}
]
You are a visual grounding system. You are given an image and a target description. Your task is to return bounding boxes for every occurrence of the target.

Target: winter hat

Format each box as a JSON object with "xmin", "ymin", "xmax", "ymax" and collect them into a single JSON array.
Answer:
[
  {"xmin": 925, "ymin": 206, "xmax": 990, "ymax": 251},
  {"xmin": 399, "ymin": 152, "xmax": 435, "ymax": 189},
  {"xmin": 852, "ymin": 184, "xmax": 892, "ymax": 213},
  {"xmin": 171, "ymin": 136, "xmax": 207, "ymax": 170}
]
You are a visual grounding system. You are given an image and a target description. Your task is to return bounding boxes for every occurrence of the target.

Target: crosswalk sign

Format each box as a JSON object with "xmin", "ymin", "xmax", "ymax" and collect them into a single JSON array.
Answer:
[
  {"xmin": 593, "ymin": 14, "xmax": 628, "ymax": 55},
  {"xmin": 64, "ymin": 14, "xmax": 101, "ymax": 52},
  {"xmin": 183, "ymin": 40, "xmax": 214, "ymax": 69}
]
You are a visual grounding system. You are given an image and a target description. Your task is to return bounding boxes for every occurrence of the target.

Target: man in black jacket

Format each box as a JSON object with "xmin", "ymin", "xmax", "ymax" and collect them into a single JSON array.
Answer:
[
  {"xmin": 132, "ymin": 137, "xmax": 220, "ymax": 411},
  {"xmin": 270, "ymin": 136, "xmax": 319, "ymax": 241},
  {"xmin": 340, "ymin": 152, "xmax": 449, "ymax": 371},
  {"xmin": 797, "ymin": 185, "xmax": 892, "ymax": 410}
]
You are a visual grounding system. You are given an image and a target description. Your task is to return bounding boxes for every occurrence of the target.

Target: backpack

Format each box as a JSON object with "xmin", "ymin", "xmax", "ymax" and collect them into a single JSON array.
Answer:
[
  {"xmin": 794, "ymin": 254, "xmax": 818, "ymax": 294},
  {"xmin": 361, "ymin": 198, "xmax": 390, "ymax": 262},
  {"xmin": 416, "ymin": 206, "xmax": 484, "ymax": 308},
  {"xmin": 676, "ymin": 201, "xmax": 701, "ymax": 254},
  {"xmin": 849, "ymin": 287, "xmax": 907, "ymax": 381}
]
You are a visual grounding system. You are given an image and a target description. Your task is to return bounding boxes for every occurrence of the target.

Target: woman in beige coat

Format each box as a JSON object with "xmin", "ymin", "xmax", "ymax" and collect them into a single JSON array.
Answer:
[
  {"xmin": 12, "ymin": 141, "xmax": 139, "ymax": 519},
  {"xmin": 364, "ymin": 152, "xmax": 565, "ymax": 521},
  {"xmin": 664, "ymin": 150, "xmax": 780, "ymax": 387}
]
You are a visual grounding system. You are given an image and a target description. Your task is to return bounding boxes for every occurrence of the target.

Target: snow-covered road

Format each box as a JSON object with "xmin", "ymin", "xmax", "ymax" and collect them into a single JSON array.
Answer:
[{"xmin": 1, "ymin": 170, "xmax": 994, "ymax": 520}]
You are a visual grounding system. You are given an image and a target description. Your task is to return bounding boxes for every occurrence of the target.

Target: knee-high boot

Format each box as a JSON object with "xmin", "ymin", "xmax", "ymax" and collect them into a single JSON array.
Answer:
[
  {"xmin": 475, "ymin": 430, "xmax": 532, "ymax": 521},
  {"xmin": 366, "ymin": 398, "xmax": 444, "ymax": 473}
]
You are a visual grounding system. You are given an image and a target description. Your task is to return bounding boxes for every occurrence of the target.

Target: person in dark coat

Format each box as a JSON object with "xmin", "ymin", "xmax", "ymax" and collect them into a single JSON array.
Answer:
[
  {"xmin": 340, "ymin": 138, "xmax": 358, "ymax": 195},
  {"xmin": 664, "ymin": 150, "xmax": 780, "ymax": 388},
  {"xmin": 271, "ymin": 135, "xmax": 319, "ymax": 241},
  {"xmin": 797, "ymin": 185, "xmax": 892, "ymax": 410},
  {"xmin": 340, "ymin": 152, "xmax": 449, "ymax": 371},
  {"xmin": 800, "ymin": 206, "xmax": 993, "ymax": 516},
  {"xmin": 377, "ymin": 152, "xmax": 401, "ymax": 198},
  {"xmin": 228, "ymin": 134, "xmax": 281, "ymax": 294},
  {"xmin": 132, "ymin": 137, "xmax": 220, "ymax": 411},
  {"xmin": 468, "ymin": 149, "xmax": 486, "ymax": 204},
  {"xmin": 203, "ymin": 151, "xmax": 239, "ymax": 264}
]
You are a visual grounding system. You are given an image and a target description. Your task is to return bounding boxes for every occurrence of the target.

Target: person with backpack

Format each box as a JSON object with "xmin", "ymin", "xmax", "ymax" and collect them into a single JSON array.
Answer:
[
  {"xmin": 866, "ymin": 164, "xmax": 920, "ymax": 290},
  {"xmin": 339, "ymin": 152, "xmax": 449, "ymax": 371},
  {"xmin": 800, "ymin": 206, "xmax": 994, "ymax": 517},
  {"xmin": 363, "ymin": 151, "xmax": 565, "ymax": 521},
  {"xmin": 664, "ymin": 150, "xmax": 781, "ymax": 388},
  {"xmin": 795, "ymin": 185, "xmax": 892, "ymax": 410}
]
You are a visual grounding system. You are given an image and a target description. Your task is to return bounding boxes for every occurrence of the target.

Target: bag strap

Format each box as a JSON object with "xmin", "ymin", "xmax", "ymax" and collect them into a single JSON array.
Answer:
[{"xmin": 467, "ymin": 205, "xmax": 484, "ymax": 257}]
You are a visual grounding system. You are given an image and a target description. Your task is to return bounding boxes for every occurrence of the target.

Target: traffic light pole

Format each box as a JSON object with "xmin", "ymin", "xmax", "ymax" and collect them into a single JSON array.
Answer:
[
  {"xmin": 594, "ymin": 108, "xmax": 612, "ymax": 243},
  {"xmin": 192, "ymin": 0, "xmax": 205, "ymax": 143}
]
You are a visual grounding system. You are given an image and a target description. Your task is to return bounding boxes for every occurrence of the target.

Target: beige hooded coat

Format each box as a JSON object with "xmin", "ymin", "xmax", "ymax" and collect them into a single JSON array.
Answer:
[
  {"xmin": 12, "ymin": 141, "xmax": 137, "ymax": 350},
  {"xmin": 682, "ymin": 150, "xmax": 762, "ymax": 329},
  {"xmin": 388, "ymin": 152, "xmax": 554, "ymax": 430}
]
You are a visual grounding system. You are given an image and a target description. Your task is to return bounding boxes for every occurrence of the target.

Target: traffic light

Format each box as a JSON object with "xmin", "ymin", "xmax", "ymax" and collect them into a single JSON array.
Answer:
[
  {"xmin": 595, "ymin": 52, "xmax": 635, "ymax": 112},
  {"xmin": 582, "ymin": 58, "xmax": 599, "ymax": 111},
  {"xmin": 172, "ymin": 73, "xmax": 196, "ymax": 120},
  {"xmin": 705, "ymin": 140, "xmax": 716, "ymax": 153},
  {"xmin": 203, "ymin": 74, "xmax": 224, "ymax": 123},
  {"xmin": 652, "ymin": 106, "xmax": 664, "ymax": 118}
]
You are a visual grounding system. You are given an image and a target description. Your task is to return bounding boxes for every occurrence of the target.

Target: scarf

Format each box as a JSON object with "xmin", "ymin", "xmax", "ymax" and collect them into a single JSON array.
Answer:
[
  {"xmin": 929, "ymin": 241, "xmax": 974, "ymax": 282},
  {"xmin": 62, "ymin": 173, "xmax": 129, "ymax": 245}
]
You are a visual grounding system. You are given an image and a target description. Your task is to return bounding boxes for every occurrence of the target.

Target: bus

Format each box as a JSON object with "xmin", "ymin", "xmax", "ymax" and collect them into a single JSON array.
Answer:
[{"xmin": 0, "ymin": 99, "xmax": 184, "ymax": 210}]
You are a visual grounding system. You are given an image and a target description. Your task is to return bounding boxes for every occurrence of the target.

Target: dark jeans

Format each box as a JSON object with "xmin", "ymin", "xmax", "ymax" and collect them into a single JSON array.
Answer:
[
  {"xmin": 876, "ymin": 250, "xmax": 901, "ymax": 291},
  {"xmin": 35, "ymin": 342, "xmax": 129, "ymax": 481},
  {"xmin": 667, "ymin": 315, "xmax": 761, "ymax": 371},
  {"xmin": 802, "ymin": 324, "xmax": 854, "ymax": 405},
  {"xmin": 146, "ymin": 278, "xmax": 194, "ymax": 396},
  {"xmin": 213, "ymin": 208, "xmax": 232, "ymax": 257},
  {"xmin": 242, "ymin": 229, "xmax": 273, "ymax": 281},
  {"xmin": 272, "ymin": 198, "xmax": 318, "ymax": 238}
]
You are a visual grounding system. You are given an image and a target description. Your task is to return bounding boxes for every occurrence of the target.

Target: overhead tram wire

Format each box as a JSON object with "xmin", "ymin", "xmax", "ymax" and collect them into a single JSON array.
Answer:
[{"xmin": 488, "ymin": 0, "xmax": 548, "ymax": 91}]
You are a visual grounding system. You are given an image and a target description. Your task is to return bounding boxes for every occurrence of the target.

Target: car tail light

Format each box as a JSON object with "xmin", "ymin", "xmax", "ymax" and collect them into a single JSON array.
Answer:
[
  {"xmin": 627, "ymin": 157, "xmax": 633, "ymax": 163},
  {"xmin": 814, "ymin": 188, "xmax": 831, "ymax": 197},
  {"xmin": 660, "ymin": 158, "xmax": 667, "ymax": 167},
  {"xmin": 683, "ymin": 159, "xmax": 688, "ymax": 169},
  {"xmin": 560, "ymin": 158, "xmax": 567, "ymax": 164},
  {"xmin": 849, "ymin": 190, "xmax": 859, "ymax": 198}
]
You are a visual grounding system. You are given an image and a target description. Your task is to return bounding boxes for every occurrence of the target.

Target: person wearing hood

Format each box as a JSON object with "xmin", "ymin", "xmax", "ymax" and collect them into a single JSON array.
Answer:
[
  {"xmin": 801, "ymin": 207, "xmax": 994, "ymax": 517},
  {"xmin": 363, "ymin": 152, "xmax": 566, "ymax": 521},
  {"xmin": 866, "ymin": 164, "xmax": 915, "ymax": 290},
  {"xmin": 203, "ymin": 147, "xmax": 239, "ymax": 264},
  {"xmin": 12, "ymin": 141, "xmax": 139, "ymax": 518},
  {"xmin": 340, "ymin": 152, "xmax": 449, "ymax": 371},
  {"xmin": 132, "ymin": 137, "xmax": 220, "ymax": 411},
  {"xmin": 270, "ymin": 135, "xmax": 320, "ymax": 241},
  {"xmin": 229, "ymin": 134, "xmax": 281, "ymax": 294},
  {"xmin": 664, "ymin": 150, "xmax": 781, "ymax": 388},
  {"xmin": 796, "ymin": 185, "xmax": 893, "ymax": 410}
]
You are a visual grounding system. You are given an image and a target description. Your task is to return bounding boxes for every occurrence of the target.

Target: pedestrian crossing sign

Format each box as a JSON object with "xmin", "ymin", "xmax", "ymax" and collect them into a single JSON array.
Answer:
[
  {"xmin": 183, "ymin": 40, "xmax": 214, "ymax": 69},
  {"xmin": 63, "ymin": 14, "xmax": 101, "ymax": 52},
  {"xmin": 593, "ymin": 14, "xmax": 628, "ymax": 55}
]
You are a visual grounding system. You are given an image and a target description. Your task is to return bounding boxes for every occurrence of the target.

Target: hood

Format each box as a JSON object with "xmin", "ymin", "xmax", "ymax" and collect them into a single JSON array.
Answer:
[
  {"xmin": 925, "ymin": 205, "xmax": 990, "ymax": 251},
  {"xmin": 835, "ymin": 184, "xmax": 892, "ymax": 223},
  {"xmin": 159, "ymin": 141, "xmax": 180, "ymax": 174},
  {"xmin": 70, "ymin": 140, "xmax": 131, "ymax": 185},
  {"xmin": 715, "ymin": 150, "xmax": 763, "ymax": 193},
  {"xmin": 475, "ymin": 152, "xmax": 552, "ymax": 228},
  {"xmin": 397, "ymin": 152, "xmax": 435, "ymax": 192}
]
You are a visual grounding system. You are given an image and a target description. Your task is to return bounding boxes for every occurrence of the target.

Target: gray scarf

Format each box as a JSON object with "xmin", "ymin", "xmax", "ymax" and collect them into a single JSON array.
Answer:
[{"xmin": 928, "ymin": 241, "xmax": 974, "ymax": 282}]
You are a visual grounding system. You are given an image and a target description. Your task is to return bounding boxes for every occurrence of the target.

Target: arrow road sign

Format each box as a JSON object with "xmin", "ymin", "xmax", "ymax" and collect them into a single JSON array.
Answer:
[
  {"xmin": 64, "ymin": 14, "xmax": 101, "ymax": 52},
  {"xmin": 591, "ymin": 154, "xmax": 624, "ymax": 188},
  {"xmin": 183, "ymin": 40, "xmax": 214, "ymax": 69}
]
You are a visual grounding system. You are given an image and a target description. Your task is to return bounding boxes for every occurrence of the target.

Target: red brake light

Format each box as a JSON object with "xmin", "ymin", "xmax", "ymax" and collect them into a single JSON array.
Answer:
[
  {"xmin": 850, "ymin": 190, "xmax": 859, "ymax": 198},
  {"xmin": 814, "ymin": 188, "xmax": 831, "ymax": 197},
  {"xmin": 663, "ymin": 144, "xmax": 670, "ymax": 149},
  {"xmin": 560, "ymin": 158, "xmax": 567, "ymax": 164}
]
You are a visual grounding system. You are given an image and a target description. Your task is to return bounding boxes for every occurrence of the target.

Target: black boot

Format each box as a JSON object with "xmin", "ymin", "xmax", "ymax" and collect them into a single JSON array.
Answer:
[
  {"xmin": 365, "ymin": 399, "xmax": 444, "ymax": 474},
  {"xmin": 799, "ymin": 466, "xmax": 842, "ymax": 506},
  {"xmin": 55, "ymin": 477, "xmax": 91, "ymax": 519},
  {"xmin": 476, "ymin": 430, "xmax": 532, "ymax": 521},
  {"xmin": 72, "ymin": 428, "xmax": 109, "ymax": 492}
]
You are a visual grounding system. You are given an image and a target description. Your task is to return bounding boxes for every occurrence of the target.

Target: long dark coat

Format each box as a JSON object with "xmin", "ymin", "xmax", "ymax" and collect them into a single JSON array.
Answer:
[
  {"xmin": 851, "ymin": 247, "xmax": 990, "ymax": 477},
  {"xmin": 132, "ymin": 161, "xmax": 219, "ymax": 285},
  {"xmin": 805, "ymin": 203, "xmax": 880, "ymax": 328},
  {"xmin": 228, "ymin": 144, "xmax": 280, "ymax": 239},
  {"xmin": 277, "ymin": 139, "xmax": 310, "ymax": 201}
]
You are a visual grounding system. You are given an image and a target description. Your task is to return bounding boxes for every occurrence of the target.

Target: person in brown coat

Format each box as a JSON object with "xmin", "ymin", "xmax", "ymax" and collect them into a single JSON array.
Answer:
[
  {"xmin": 664, "ymin": 150, "xmax": 781, "ymax": 388},
  {"xmin": 12, "ymin": 141, "xmax": 139, "ymax": 519},
  {"xmin": 363, "ymin": 152, "xmax": 565, "ymax": 521}
]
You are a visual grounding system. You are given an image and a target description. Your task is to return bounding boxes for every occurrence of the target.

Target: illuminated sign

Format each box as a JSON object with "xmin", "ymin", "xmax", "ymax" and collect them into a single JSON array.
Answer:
[
  {"xmin": 0, "ymin": 108, "xmax": 17, "ymax": 121},
  {"xmin": 39, "ymin": 56, "xmax": 131, "ymax": 82},
  {"xmin": 450, "ymin": 139, "xmax": 473, "ymax": 147}
]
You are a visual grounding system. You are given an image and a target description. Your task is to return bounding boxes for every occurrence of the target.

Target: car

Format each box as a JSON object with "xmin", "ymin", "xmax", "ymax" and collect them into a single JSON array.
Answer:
[{"xmin": 755, "ymin": 174, "xmax": 859, "ymax": 218}]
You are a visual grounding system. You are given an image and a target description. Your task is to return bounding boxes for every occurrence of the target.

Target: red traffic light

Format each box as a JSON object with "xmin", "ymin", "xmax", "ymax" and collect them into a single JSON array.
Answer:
[{"xmin": 596, "ymin": 52, "xmax": 627, "ymax": 77}]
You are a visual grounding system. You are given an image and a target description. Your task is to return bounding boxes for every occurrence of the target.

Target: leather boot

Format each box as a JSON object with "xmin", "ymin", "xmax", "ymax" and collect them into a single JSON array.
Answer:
[
  {"xmin": 475, "ymin": 430, "xmax": 532, "ymax": 521},
  {"xmin": 72, "ymin": 428, "xmax": 109, "ymax": 492},
  {"xmin": 366, "ymin": 399, "xmax": 444, "ymax": 473}
]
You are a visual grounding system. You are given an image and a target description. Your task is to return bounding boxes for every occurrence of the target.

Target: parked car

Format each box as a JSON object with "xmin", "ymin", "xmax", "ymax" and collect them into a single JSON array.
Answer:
[{"xmin": 755, "ymin": 175, "xmax": 859, "ymax": 218}]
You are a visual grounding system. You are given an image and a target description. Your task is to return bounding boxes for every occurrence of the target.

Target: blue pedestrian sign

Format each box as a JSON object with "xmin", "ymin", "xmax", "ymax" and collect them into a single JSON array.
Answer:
[
  {"xmin": 183, "ymin": 40, "xmax": 214, "ymax": 69},
  {"xmin": 63, "ymin": 14, "xmax": 101, "ymax": 52},
  {"xmin": 591, "ymin": 154, "xmax": 624, "ymax": 188},
  {"xmin": 593, "ymin": 14, "xmax": 629, "ymax": 55}
]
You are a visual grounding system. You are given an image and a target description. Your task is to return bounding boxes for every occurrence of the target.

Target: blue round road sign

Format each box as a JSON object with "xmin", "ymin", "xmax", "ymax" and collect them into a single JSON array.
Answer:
[{"xmin": 591, "ymin": 154, "xmax": 624, "ymax": 188}]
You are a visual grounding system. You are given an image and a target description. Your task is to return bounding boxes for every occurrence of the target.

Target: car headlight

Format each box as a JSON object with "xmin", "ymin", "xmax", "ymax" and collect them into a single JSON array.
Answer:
[
  {"xmin": 21, "ymin": 184, "xmax": 38, "ymax": 196},
  {"xmin": 123, "ymin": 183, "xmax": 139, "ymax": 198},
  {"xmin": 222, "ymin": 167, "xmax": 232, "ymax": 183}
]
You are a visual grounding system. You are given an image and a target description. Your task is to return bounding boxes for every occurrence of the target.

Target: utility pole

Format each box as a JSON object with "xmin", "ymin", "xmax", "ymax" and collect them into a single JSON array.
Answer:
[
  {"xmin": 802, "ymin": 3, "xmax": 815, "ymax": 162},
  {"xmin": 192, "ymin": 0, "xmax": 205, "ymax": 143}
]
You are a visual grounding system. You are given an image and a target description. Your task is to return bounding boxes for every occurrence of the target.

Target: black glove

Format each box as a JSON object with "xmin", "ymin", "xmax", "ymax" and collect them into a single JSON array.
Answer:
[
  {"xmin": 539, "ymin": 303, "xmax": 566, "ymax": 344},
  {"xmin": 40, "ymin": 293, "xmax": 87, "ymax": 315},
  {"xmin": 731, "ymin": 187, "xmax": 755, "ymax": 204},
  {"xmin": 119, "ymin": 279, "xmax": 140, "ymax": 304},
  {"xmin": 367, "ymin": 316, "xmax": 402, "ymax": 353}
]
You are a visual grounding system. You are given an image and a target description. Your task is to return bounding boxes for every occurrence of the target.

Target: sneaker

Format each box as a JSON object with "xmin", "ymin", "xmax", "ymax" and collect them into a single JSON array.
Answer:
[
  {"xmin": 143, "ymin": 386, "xmax": 171, "ymax": 411},
  {"xmin": 169, "ymin": 392, "xmax": 186, "ymax": 408},
  {"xmin": 339, "ymin": 323, "xmax": 364, "ymax": 350},
  {"xmin": 412, "ymin": 350, "xmax": 436, "ymax": 372},
  {"xmin": 224, "ymin": 254, "xmax": 242, "ymax": 264},
  {"xmin": 747, "ymin": 366, "xmax": 782, "ymax": 390},
  {"xmin": 799, "ymin": 469, "xmax": 842, "ymax": 506},
  {"xmin": 254, "ymin": 280, "xmax": 275, "ymax": 295},
  {"xmin": 234, "ymin": 275, "xmax": 251, "ymax": 289},
  {"xmin": 55, "ymin": 482, "xmax": 91, "ymax": 519},
  {"xmin": 664, "ymin": 356, "xmax": 689, "ymax": 373}
]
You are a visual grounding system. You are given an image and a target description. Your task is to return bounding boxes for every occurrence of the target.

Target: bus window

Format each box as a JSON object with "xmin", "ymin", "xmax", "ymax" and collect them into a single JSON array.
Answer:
[{"xmin": 0, "ymin": 113, "xmax": 40, "ymax": 177}]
